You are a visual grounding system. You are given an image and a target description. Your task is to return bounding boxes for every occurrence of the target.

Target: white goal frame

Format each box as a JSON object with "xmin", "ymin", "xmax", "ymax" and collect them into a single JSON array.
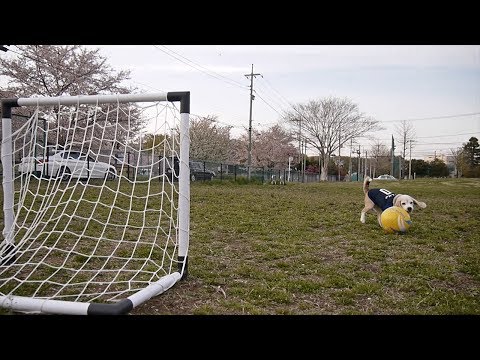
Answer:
[{"xmin": 0, "ymin": 92, "xmax": 190, "ymax": 315}]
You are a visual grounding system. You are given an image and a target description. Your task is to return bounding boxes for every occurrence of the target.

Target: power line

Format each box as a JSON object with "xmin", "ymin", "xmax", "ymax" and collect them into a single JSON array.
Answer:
[
  {"xmin": 108, "ymin": 51, "xmax": 478, "ymax": 131},
  {"xmin": 254, "ymin": 78, "xmax": 291, "ymax": 112},
  {"xmin": 357, "ymin": 131, "xmax": 479, "ymax": 142},
  {"xmin": 153, "ymin": 45, "xmax": 247, "ymax": 90},
  {"xmin": 380, "ymin": 112, "xmax": 480, "ymax": 122},
  {"xmin": 253, "ymin": 91, "xmax": 284, "ymax": 118},
  {"xmin": 260, "ymin": 77, "xmax": 294, "ymax": 109},
  {"xmin": 417, "ymin": 131, "xmax": 479, "ymax": 139},
  {"xmin": 136, "ymin": 47, "xmax": 480, "ymax": 138},
  {"xmin": 6, "ymin": 46, "xmax": 478, "ymax": 149},
  {"xmin": 415, "ymin": 141, "xmax": 472, "ymax": 145}
]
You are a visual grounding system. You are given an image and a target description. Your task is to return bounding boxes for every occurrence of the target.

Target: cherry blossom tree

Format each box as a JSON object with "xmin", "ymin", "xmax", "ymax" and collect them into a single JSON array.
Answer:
[
  {"xmin": 189, "ymin": 115, "xmax": 232, "ymax": 162},
  {"xmin": 0, "ymin": 45, "xmax": 143, "ymax": 148},
  {"xmin": 232, "ymin": 124, "xmax": 297, "ymax": 169}
]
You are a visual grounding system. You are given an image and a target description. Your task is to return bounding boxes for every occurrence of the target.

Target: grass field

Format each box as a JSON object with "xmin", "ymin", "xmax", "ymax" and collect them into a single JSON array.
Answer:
[
  {"xmin": 129, "ymin": 177, "xmax": 480, "ymax": 315},
  {"xmin": 1, "ymin": 177, "xmax": 479, "ymax": 315}
]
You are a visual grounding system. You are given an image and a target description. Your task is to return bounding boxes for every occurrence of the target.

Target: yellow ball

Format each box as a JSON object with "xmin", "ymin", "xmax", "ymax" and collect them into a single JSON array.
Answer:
[{"xmin": 380, "ymin": 206, "xmax": 412, "ymax": 234}]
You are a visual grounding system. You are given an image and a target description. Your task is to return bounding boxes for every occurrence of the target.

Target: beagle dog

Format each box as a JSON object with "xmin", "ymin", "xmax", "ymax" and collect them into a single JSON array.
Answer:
[
  {"xmin": 270, "ymin": 174, "xmax": 277, "ymax": 184},
  {"xmin": 361, "ymin": 176, "xmax": 426, "ymax": 226},
  {"xmin": 270, "ymin": 174, "xmax": 285, "ymax": 185}
]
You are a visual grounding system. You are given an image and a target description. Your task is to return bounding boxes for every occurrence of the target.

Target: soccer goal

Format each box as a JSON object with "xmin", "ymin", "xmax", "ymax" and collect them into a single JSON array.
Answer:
[{"xmin": 0, "ymin": 92, "xmax": 190, "ymax": 315}]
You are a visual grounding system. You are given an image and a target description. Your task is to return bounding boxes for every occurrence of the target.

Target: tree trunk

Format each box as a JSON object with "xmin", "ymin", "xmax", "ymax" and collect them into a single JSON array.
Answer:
[{"xmin": 320, "ymin": 154, "xmax": 329, "ymax": 181}]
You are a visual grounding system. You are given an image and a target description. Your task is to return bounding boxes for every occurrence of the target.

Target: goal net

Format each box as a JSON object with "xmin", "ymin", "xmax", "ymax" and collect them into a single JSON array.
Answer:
[{"xmin": 0, "ymin": 92, "xmax": 190, "ymax": 315}]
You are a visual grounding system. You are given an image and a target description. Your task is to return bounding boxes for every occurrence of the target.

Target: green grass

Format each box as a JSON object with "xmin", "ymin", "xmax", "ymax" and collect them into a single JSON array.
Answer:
[
  {"xmin": 131, "ymin": 178, "xmax": 480, "ymax": 315},
  {"xmin": 1, "ymin": 177, "xmax": 479, "ymax": 314}
]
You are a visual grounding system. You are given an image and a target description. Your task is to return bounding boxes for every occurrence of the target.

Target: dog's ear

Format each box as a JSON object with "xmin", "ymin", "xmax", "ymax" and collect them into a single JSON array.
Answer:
[
  {"xmin": 412, "ymin": 197, "xmax": 427, "ymax": 209},
  {"xmin": 393, "ymin": 194, "xmax": 402, "ymax": 207}
]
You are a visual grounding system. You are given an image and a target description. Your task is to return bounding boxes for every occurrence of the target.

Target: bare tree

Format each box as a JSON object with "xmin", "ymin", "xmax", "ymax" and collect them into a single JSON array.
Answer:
[
  {"xmin": 283, "ymin": 97, "xmax": 382, "ymax": 181},
  {"xmin": 394, "ymin": 120, "xmax": 416, "ymax": 179},
  {"xmin": 189, "ymin": 115, "xmax": 232, "ymax": 162},
  {"xmin": 369, "ymin": 139, "xmax": 391, "ymax": 178},
  {"xmin": 449, "ymin": 147, "xmax": 464, "ymax": 178},
  {"xmin": 0, "ymin": 45, "xmax": 144, "ymax": 151}
]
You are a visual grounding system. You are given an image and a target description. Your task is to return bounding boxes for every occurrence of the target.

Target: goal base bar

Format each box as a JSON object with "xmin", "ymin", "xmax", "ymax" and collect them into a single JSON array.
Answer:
[{"xmin": 0, "ymin": 272, "xmax": 182, "ymax": 315}]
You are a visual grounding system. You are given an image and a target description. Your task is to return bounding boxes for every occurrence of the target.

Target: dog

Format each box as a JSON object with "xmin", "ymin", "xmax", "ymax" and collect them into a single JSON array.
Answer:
[
  {"xmin": 270, "ymin": 174, "xmax": 285, "ymax": 185},
  {"xmin": 361, "ymin": 176, "xmax": 426, "ymax": 226}
]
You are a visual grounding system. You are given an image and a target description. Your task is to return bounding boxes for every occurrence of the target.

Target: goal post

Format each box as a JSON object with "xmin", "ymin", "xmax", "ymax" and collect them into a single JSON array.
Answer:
[{"xmin": 0, "ymin": 92, "xmax": 190, "ymax": 315}]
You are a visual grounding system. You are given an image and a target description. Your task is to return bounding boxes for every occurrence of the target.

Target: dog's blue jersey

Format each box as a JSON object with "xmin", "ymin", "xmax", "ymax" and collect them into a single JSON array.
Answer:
[{"xmin": 368, "ymin": 188, "xmax": 396, "ymax": 211}]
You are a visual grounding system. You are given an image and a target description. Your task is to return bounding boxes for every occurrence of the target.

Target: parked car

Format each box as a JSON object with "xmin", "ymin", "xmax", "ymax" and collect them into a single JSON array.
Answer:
[
  {"xmin": 189, "ymin": 161, "xmax": 215, "ymax": 181},
  {"xmin": 374, "ymin": 174, "xmax": 398, "ymax": 181},
  {"xmin": 18, "ymin": 150, "xmax": 117, "ymax": 181},
  {"xmin": 17, "ymin": 156, "xmax": 48, "ymax": 176},
  {"xmin": 160, "ymin": 157, "xmax": 215, "ymax": 181}
]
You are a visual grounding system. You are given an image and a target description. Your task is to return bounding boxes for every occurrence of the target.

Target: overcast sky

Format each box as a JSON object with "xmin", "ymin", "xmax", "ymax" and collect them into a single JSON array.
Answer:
[{"xmin": 92, "ymin": 45, "xmax": 479, "ymax": 159}]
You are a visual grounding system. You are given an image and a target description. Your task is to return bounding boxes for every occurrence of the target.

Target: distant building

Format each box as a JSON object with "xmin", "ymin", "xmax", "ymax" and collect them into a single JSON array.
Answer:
[
  {"xmin": 424, "ymin": 153, "xmax": 448, "ymax": 163},
  {"xmin": 424, "ymin": 153, "xmax": 456, "ymax": 177}
]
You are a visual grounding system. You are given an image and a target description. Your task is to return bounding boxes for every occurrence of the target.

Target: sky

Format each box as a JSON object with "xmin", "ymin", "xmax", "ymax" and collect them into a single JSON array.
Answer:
[{"xmin": 82, "ymin": 46, "xmax": 479, "ymax": 159}]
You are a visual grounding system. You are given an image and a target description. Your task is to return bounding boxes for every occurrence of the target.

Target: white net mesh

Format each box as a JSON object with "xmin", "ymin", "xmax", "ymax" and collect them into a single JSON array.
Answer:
[{"xmin": 0, "ymin": 94, "xmax": 189, "ymax": 311}]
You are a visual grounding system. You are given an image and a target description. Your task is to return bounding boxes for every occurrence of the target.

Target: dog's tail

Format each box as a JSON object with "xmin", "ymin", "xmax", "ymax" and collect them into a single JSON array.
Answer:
[{"xmin": 363, "ymin": 176, "xmax": 372, "ymax": 194}]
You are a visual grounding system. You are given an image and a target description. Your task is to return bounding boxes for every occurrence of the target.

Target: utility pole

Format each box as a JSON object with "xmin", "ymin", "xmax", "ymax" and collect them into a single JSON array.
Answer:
[
  {"xmin": 348, "ymin": 138, "xmax": 353, "ymax": 181},
  {"xmin": 303, "ymin": 140, "xmax": 306, "ymax": 183},
  {"xmin": 402, "ymin": 132, "xmax": 407, "ymax": 180},
  {"xmin": 364, "ymin": 150, "xmax": 368, "ymax": 178},
  {"xmin": 292, "ymin": 117, "xmax": 306, "ymax": 182},
  {"xmin": 390, "ymin": 135, "xmax": 395, "ymax": 177},
  {"xmin": 356, "ymin": 145, "xmax": 361, "ymax": 181},
  {"xmin": 293, "ymin": 117, "xmax": 304, "ymax": 182},
  {"xmin": 245, "ymin": 64, "xmax": 262, "ymax": 181},
  {"xmin": 338, "ymin": 134, "xmax": 341, "ymax": 181},
  {"xmin": 409, "ymin": 139, "xmax": 412, "ymax": 180},
  {"xmin": 318, "ymin": 150, "xmax": 321, "ymax": 182},
  {"xmin": 374, "ymin": 144, "xmax": 380, "ymax": 179}
]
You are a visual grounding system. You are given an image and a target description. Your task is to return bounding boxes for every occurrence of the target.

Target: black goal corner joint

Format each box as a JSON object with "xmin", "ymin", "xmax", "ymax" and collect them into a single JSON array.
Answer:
[
  {"xmin": 87, "ymin": 299, "xmax": 134, "ymax": 315},
  {"xmin": 166, "ymin": 91, "xmax": 190, "ymax": 114},
  {"xmin": 1, "ymin": 98, "xmax": 19, "ymax": 118}
]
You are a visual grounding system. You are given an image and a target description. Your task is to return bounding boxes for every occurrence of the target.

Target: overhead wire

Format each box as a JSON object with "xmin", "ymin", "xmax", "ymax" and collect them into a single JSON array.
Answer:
[
  {"xmin": 4, "ymin": 45, "xmax": 478, "ymax": 156},
  {"xmin": 152, "ymin": 45, "xmax": 247, "ymax": 90},
  {"xmin": 121, "ymin": 46, "xmax": 480, "ymax": 149}
]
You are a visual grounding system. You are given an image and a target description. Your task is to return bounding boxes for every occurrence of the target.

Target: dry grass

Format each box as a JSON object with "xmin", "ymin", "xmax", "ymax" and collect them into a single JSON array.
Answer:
[
  {"xmin": 131, "ymin": 178, "xmax": 480, "ymax": 315},
  {"xmin": 1, "ymin": 177, "xmax": 479, "ymax": 315}
]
